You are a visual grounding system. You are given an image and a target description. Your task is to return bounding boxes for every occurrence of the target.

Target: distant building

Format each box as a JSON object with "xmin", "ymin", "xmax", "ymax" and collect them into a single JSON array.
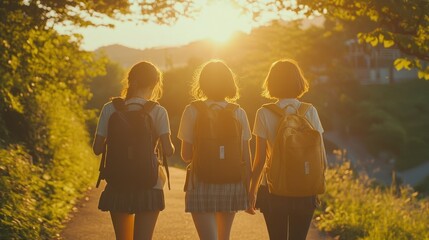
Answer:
[{"xmin": 345, "ymin": 39, "xmax": 418, "ymax": 84}]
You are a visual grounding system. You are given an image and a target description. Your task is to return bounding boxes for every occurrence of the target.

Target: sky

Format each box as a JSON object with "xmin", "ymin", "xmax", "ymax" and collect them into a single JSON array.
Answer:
[{"xmin": 56, "ymin": 1, "xmax": 300, "ymax": 51}]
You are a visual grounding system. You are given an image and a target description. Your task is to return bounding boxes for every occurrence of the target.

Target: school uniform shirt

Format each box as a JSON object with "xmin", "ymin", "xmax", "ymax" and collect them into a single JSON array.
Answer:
[
  {"xmin": 95, "ymin": 97, "xmax": 171, "ymax": 190},
  {"xmin": 253, "ymin": 98, "xmax": 324, "ymax": 186}
]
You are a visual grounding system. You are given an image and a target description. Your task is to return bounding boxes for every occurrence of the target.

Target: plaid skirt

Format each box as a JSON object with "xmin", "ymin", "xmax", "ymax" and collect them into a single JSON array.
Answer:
[
  {"xmin": 185, "ymin": 173, "xmax": 248, "ymax": 212},
  {"xmin": 98, "ymin": 184, "xmax": 165, "ymax": 213}
]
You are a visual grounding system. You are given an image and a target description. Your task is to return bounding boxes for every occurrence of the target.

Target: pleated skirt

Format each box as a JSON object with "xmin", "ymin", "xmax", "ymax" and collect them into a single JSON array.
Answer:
[
  {"xmin": 255, "ymin": 185, "xmax": 318, "ymax": 213},
  {"xmin": 185, "ymin": 179, "xmax": 248, "ymax": 213},
  {"xmin": 98, "ymin": 184, "xmax": 165, "ymax": 213}
]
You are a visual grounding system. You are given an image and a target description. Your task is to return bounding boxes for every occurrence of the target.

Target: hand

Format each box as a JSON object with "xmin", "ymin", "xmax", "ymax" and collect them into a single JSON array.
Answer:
[
  {"xmin": 245, "ymin": 192, "xmax": 257, "ymax": 215},
  {"xmin": 245, "ymin": 207, "xmax": 256, "ymax": 215}
]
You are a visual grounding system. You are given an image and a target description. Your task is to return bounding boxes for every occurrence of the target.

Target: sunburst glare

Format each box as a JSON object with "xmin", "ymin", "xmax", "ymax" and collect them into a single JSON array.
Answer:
[{"xmin": 194, "ymin": 1, "xmax": 251, "ymax": 43}]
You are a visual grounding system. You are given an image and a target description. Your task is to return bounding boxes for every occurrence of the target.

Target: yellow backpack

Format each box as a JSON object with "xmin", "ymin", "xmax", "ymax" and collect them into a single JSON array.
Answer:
[{"xmin": 264, "ymin": 102, "xmax": 326, "ymax": 197}]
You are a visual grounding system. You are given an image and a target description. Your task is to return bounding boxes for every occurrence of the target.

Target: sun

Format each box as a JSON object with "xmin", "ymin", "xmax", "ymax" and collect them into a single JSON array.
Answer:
[{"xmin": 194, "ymin": 1, "xmax": 252, "ymax": 43}]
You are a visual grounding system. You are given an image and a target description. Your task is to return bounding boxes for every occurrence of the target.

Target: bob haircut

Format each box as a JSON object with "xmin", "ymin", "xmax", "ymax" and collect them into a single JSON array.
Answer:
[
  {"xmin": 121, "ymin": 61, "xmax": 163, "ymax": 101},
  {"xmin": 191, "ymin": 60, "xmax": 239, "ymax": 102},
  {"xmin": 262, "ymin": 59, "xmax": 309, "ymax": 99}
]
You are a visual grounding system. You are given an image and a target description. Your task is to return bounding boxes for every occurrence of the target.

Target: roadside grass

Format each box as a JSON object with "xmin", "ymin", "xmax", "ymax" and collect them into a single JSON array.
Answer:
[{"xmin": 316, "ymin": 159, "xmax": 429, "ymax": 240}]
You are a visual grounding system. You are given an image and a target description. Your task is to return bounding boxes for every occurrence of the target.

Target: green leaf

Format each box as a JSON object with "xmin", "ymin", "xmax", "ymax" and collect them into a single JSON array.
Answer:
[
  {"xmin": 394, "ymin": 58, "xmax": 411, "ymax": 71},
  {"xmin": 378, "ymin": 33, "xmax": 384, "ymax": 43},
  {"xmin": 369, "ymin": 37, "xmax": 378, "ymax": 46},
  {"xmin": 383, "ymin": 40, "xmax": 394, "ymax": 48}
]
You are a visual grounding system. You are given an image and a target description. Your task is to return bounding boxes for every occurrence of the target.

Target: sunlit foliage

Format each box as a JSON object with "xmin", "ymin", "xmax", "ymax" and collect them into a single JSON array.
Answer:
[
  {"xmin": 0, "ymin": 1, "xmax": 105, "ymax": 238},
  {"xmin": 317, "ymin": 160, "xmax": 429, "ymax": 239},
  {"xmin": 240, "ymin": 0, "xmax": 429, "ymax": 79}
]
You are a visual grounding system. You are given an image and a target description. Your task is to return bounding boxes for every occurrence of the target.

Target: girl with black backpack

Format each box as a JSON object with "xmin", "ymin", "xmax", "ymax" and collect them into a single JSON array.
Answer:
[
  {"xmin": 92, "ymin": 61, "xmax": 175, "ymax": 240},
  {"xmin": 177, "ymin": 60, "xmax": 252, "ymax": 240}
]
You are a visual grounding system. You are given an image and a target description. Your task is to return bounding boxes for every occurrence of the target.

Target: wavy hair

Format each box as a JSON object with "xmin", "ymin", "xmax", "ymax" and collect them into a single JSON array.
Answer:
[{"xmin": 191, "ymin": 60, "xmax": 239, "ymax": 102}]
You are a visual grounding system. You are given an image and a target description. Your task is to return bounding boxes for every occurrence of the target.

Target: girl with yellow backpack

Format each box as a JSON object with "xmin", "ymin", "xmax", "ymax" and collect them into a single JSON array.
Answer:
[{"xmin": 248, "ymin": 59, "xmax": 327, "ymax": 240}]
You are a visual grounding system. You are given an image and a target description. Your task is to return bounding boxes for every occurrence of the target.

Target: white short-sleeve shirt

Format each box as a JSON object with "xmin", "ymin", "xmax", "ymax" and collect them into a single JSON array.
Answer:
[
  {"xmin": 95, "ymin": 97, "xmax": 171, "ymax": 189},
  {"xmin": 177, "ymin": 100, "xmax": 252, "ymax": 144}
]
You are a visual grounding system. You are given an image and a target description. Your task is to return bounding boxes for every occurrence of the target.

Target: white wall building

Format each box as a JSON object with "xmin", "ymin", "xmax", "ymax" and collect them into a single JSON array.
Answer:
[{"xmin": 345, "ymin": 39, "xmax": 418, "ymax": 84}]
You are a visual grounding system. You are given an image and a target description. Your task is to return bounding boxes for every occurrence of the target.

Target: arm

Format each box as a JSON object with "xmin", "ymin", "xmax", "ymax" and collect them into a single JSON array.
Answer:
[
  {"xmin": 242, "ymin": 140, "xmax": 252, "ymax": 193},
  {"xmin": 321, "ymin": 134, "xmax": 328, "ymax": 171},
  {"xmin": 159, "ymin": 133, "xmax": 175, "ymax": 157},
  {"xmin": 181, "ymin": 140, "xmax": 193, "ymax": 163},
  {"xmin": 247, "ymin": 136, "xmax": 267, "ymax": 214},
  {"xmin": 92, "ymin": 135, "xmax": 106, "ymax": 156}
]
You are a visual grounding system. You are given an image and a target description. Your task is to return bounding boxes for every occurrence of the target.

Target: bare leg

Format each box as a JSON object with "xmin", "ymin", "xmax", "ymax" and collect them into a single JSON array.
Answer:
[
  {"xmin": 191, "ymin": 212, "xmax": 217, "ymax": 240},
  {"xmin": 133, "ymin": 211, "xmax": 160, "ymax": 240},
  {"xmin": 215, "ymin": 212, "xmax": 236, "ymax": 240},
  {"xmin": 110, "ymin": 212, "xmax": 134, "ymax": 240}
]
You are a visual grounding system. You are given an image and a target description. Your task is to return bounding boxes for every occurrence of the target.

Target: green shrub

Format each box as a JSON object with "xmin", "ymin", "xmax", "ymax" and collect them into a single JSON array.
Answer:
[
  {"xmin": 0, "ymin": 87, "xmax": 99, "ymax": 239},
  {"xmin": 349, "ymin": 105, "xmax": 394, "ymax": 136},
  {"xmin": 316, "ymin": 161, "xmax": 429, "ymax": 240},
  {"xmin": 366, "ymin": 121, "xmax": 406, "ymax": 155},
  {"xmin": 0, "ymin": 146, "xmax": 44, "ymax": 240},
  {"xmin": 397, "ymin": 138, "xmax": 429, "ymax": 170},
  {"xmin": 33, "ymin": 87, "xmax": 99, "ymax": 238},
  {"xmin": 0, "ymin": 16, "xmax": 106, "ymax": 238}
]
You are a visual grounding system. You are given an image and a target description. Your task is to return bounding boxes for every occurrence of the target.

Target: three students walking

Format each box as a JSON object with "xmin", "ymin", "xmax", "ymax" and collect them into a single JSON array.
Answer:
[{"xmin": 93, "ymin": 59, "xmax": 326, "ymax": 240}]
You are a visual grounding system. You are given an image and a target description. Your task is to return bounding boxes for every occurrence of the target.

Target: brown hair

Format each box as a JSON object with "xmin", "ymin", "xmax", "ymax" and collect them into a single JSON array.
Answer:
[
  {"xmin": 262, "ymin": 59, "xmax": 309, "ymax": 99},
  {"xmin": 121, "ymin": 61, "xmax": 163, "ymax": 101},
  {"xmin": 191, "ymin": 60, "xmax": 239, "ymax": 102}
]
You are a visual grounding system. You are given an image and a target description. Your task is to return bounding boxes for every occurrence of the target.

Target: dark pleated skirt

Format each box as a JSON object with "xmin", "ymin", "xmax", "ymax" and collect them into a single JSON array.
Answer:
[
  {"xmin": 255, "ymin": 185, "xmax": 270, "ymax": 213},
  {"xmin": 98, "ymin": 184, "xmax": 165, "ymax": 213},
  {"xmin": 255, "ymin": 185, "xmax": 317, "ymax": 214}
]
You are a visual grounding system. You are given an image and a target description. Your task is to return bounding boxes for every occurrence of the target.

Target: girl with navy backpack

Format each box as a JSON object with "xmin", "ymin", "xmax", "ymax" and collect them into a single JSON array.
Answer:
[
  {"xmin": 178, "ymin": 60, "xmax": 252, "ymax": 240},
  {"xmin": 92, "ymin": 61, "xmax": 175, "ymax": 240}
]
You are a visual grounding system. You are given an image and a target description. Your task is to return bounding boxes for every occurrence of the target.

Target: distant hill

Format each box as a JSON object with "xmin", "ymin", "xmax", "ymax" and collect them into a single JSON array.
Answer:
[
  {"xmin": 94, "ymin": 16, "xmax": 325, "ymax": 70},
  {"xmin": 95, "ymin": 40, "xmax": 225, "ymax": 70}
]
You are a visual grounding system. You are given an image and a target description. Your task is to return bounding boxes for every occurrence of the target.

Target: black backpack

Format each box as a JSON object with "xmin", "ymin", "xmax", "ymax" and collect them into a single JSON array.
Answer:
[
  {"xmin": 96, "ymin": 98, "xmax": 170, "ymax": 190},
  {"xmin": 191, "ymin": 101, "xmax": 243, "ymax": 184}
]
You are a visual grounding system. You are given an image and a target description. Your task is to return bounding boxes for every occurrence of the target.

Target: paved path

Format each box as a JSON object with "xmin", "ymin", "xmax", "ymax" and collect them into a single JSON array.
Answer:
[
  {"xmin": 397, "ymin": 161, "xmax": 429, "ymax": 186},
  {"xmin": 61, "ymin": 168, "xmax": 329, "ymax": 239},
  {"xmin": 324, "ymin": 131, "xmax": 394, "ymax": 185},
  {"xmin": 324, "ymin": 130, "xmax": 429, "ymax": 187}
]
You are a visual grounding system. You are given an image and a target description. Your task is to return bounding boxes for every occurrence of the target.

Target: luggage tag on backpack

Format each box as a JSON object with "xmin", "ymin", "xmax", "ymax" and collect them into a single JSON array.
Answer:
[
  {"xmin": 219, "ymin": 146, "xmax": 225, "ymax": 160},
  {"xmin": 305, "ymin": 161, "xmax": 310, "ymax": 175}
]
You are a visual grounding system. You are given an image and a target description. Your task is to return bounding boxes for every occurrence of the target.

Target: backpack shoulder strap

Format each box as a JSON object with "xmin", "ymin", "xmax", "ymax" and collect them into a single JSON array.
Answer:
[
  {"xmin": 297, "ymin": 102, "xmax": 312, "ymax": 117},
  {"xmin": 142, "ymin": 100, "xmax": 159, "ymax": 113},
  {"xmin": 111, "ymin": 97, "xmax": 126, "ymax": 111},
  {"xmin": 225, "ymin": 102, "xmax": 239, "ymax": 112},
  {"xmin": 191, "ymin": 100, "xmax": 207, "ymax": 113},
  {"xmin": 263, "ymin": 103, "xmax": 284, "ymax": 117}
]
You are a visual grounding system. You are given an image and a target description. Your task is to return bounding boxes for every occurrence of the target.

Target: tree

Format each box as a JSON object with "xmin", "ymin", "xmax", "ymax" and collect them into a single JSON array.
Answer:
[
  {"xmin": 4, "ymin": 1, "xmax": 427, "ymax": 79},
  {"xmin": 237, "ymin": 0, "xmax": 429, "ymax": 79}
]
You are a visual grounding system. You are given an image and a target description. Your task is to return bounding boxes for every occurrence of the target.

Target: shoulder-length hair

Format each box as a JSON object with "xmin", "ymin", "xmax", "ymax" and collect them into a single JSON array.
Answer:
[
  {"xmin": 191, "ymin": 60, "xmax": 239, "ymax": 102},
  {"xmin": 262, "ymin": 59, "xmax": 309, "ymax": 99}
]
